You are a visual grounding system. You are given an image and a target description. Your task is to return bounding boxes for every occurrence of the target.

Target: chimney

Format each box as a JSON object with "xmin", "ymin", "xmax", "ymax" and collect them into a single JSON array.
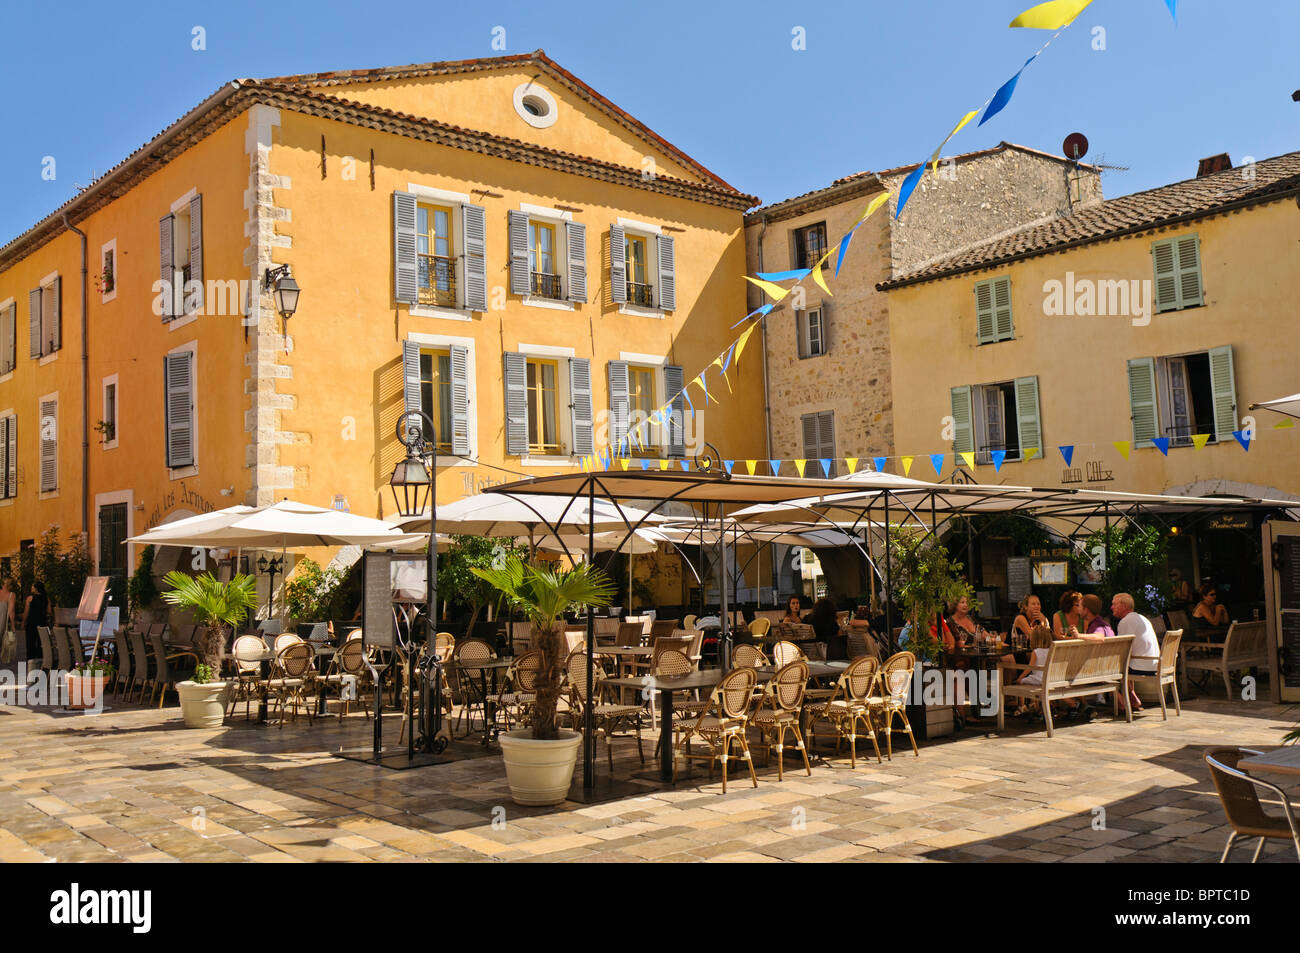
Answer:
[{"xmin": 1196, "ymin": 153, "xmax": 1233, "ymax": 178}]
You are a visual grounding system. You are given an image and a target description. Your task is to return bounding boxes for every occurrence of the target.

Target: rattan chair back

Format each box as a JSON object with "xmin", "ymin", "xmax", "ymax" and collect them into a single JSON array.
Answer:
[
  {"xmin": 733, "ymin": 643, "xmax": 768, "ymax": 668},
  {"xmin": 749, "ymin": 617, "xmax": 772, "ymax": 637},
  {"xmin": 435, "ymin": 631, "xmax": 456, "ymax": 660},
  {"xmin": 713, "ymin": 668, "xmax": 758, "ymax": 719},
  {"xmin": 682, "ymin": 614, "xmax": 698, "ymax": 632},
  {"xmin": 509, "ymin": 649, "xmax": 543, "ymax": 692},
  {"xmin": 276, "ymin": 640, "xmax": 314, "ymax": 679},
  {"xmin": 879, "ymin": 651, "xmax": 916, "ymax": 704},
  {"xmin": 652, "ymin": 648, "xmax": 692, "ymax": 677},
  {"xmin": 770, "ymin": 660, "xmax": 809, "ymax": 712},
  {"xmin": 771, "ymin": 640, "xmax": 805, "ymax": 667},
  {"xmin": 232, "ymin": 635, "xmax": 265, "ymax": 674},
  {"xmin": 273, "ymin": 633, "xmax": 303, "ymax": 653},
  {"xmin": 567, "ymin": 656, "xmax": 608, "ymax": 705},
  {"xmin": 844, "ymin": 655, "xmax": 880, "ymax": 703},
  {"xmin": 454, "ymin": 638, "xmax": 494, "ymax": 676},
  {"xmin": 335, "ymin": 638, "xmax": 368, "ymax": 676}
]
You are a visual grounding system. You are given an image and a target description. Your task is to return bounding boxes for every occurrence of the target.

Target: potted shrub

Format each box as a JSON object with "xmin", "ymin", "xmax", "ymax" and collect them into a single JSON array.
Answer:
[
  {"xmin": 67, "ymin": 657, "xmax": 114, "ymax": 711},
  {"xmin": 128, "ymin": 545, "xmax": 162, "ymax": 624},
  {"xmin": 160, "ymin": 571, "xmax": 257, "ymax": 728},
  {"xmin": 471, "ymin": 557, "xmax": 614, "ymax": 805}
]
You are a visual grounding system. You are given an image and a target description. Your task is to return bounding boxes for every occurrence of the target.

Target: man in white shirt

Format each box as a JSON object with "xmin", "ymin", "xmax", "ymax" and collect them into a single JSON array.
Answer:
[{"xmin": 1112, "ymin": 592, "xmax": 1161, "ymax": 714}]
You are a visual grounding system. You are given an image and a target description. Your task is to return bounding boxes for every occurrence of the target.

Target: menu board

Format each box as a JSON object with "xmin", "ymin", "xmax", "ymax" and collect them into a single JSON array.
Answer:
[
  {"xmin": 1282, "ymin": 611, "xmax": 1300, "ymax": 689},
  {"xmin": 1007, "ymin": 557, "xmax": 1032, "ymax": 604},
  {"xmin": 1280, "ymin": 536, "xmax": 1300, "ymax": 611},
  {"xmin": 363, "ymin": 553, "xmax": 394, "ymax": 648}
]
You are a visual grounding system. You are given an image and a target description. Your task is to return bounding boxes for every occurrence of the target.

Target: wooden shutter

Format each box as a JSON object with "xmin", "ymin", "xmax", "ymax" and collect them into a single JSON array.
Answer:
[
  {"xmin": 1014, "ymin": 376, "xmax": 1041, "ymax": 459},
  {"xmin": 46, "ymin": 277, "xmax": 61, "ymax": 352},
  {"xmin": 950, "ymin": 385, "xmax": 974, "ymax": 454},
  {"xmin": 1, "ymin": 302, "xmax": 14, "ymax": 373},
  {"xmin": 508, "ymin": 211, "xmax": 530, "ymax": 296},
  {"xmin": 188, "ymin": 194, "xmax": 204, "ymax": 313},
  {"xmin": 503, "ymin": 352, "xmax": 528, "ymax": 455},
  {"xmin": 392, "ymin": 192, "xmax": 418, "ymax": 305},
  {"xmin": 159, "ymin": 214, "xmax": 174, "ymax": 319},
  {"xmin": 816, "ymin": 301, "xmax": 829, "ymax": 355},
  {"xmin": 565, "ymin": 222, "xmax": 587, "ymax": 303},
  {"xmin": 4, "ymin": 414, "xmax": 14, "ymax": 498},
  {"xmin": 656, "ymin": 234, "xmax": 676, "ymax": 311},
  {"xmin": 39, "ymin": 398, "xmax": 57, "ymax": 492},
  {"xmin": 818, "ymin": 411, "xmax": 836, "ymax": 475},
  {"xmin": 801, "ymin": 413, "xmax": 818, "ymax": 460},
  {"xmin": 0, "ymin": 417, "xmax": 7, "ymax": 499},
  {"xmin": 795, "ymin": 311, "xmax": 808, "ymax": 359},
  {"xmin": 609, "ymin": 225, "xmax": 626, "ymax": 304},
  {"xmin": 1126, "ymin": 357, "xmax": 1158, "ymax": 448},
  {"xmin": 449, "ymin": 345, "xmax": 470, "ymax": 456},
  {"xmin": 1152, "ymin": 238, "xmax": 1178, "ymax": 312},
  {"xmin": 569, "ymin": 358, "xmax": 594, "ymax": 455},
  {"xmin": 164, "ymin": 352, "xmax": 195, "ymax": 468},
  {"xmin": 462, "ymin": 204, "xmax": 488, "ymax": 312},
  {"xmin": 607, "ymin": 360, "xmax": 629, "ymax": 453},
  {"xmin": 664, "ymin": 364, "xmax": 685, "ymax": 457},
  {"xmin": 974, "ymin": 280, "xmax": 995, "ymax": 344},
  {"xmin": 402, "ymin": 340, "xmax": 420, "ymax": 416},
  {"xmin": 1175, "ymin": 234, "xmax": 1203, "ymax": 308},
  {"xmin": 992, "ymin": 277, "xmax": 1013, "ymax": 341},
  {"xmin": 1208, "ymin": 344, "xmax": 1238, "ymax": 442},
  {"xmin": 29, "ymin": 288, "xmax": 41, "ymax": 357}
]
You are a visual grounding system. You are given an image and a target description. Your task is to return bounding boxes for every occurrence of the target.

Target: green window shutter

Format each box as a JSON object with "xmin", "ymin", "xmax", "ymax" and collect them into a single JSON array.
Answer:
[
  {"xmin": 1152, "ymin": 238, "xmax": 1178, "ymax": 312},
  {"xmin": 664, "ymin": 364, "xmax": 685, "ymax": 457},
  {"xmin": 974, "ymin": 280, "xmax": 995, "ymax": 344},
  {"xmin": 29, "ymin": 288, "xmax": 41, "ymax": 357},
  {"xmin": 1126, "ymin": 357, "xmax": 1158, "ymax": 448},
  {"xmin": 164, "ymin": 353, "xmax": 195, "ymax": 468},
  {"xmin": 1175, "ymin": 234, "xmax": 1203, "ymax": 308},
  {"xmin": 569, "ymin": 357, "xmax": 594, "ymax": 455},
  {"xmin": 508, "ymin": 211, "xmax": 530, "ymax": 296},
  {"xmin": 449, "ymin": 345, "xmax": 470, "ymax": 456},
  {"xmin": 462, "ymin": 204, "xmax": 488, "ymax": 312},
  {"xmin": 188, "ymin": 194, "xmax": 204, "ymax": 314},
  {"xmin": 392, "ymin": 192, "xmax": 418, "ymax": 305},
  {"xmin": 159, "ymin": 214, "xmax": 174, "ymax": 320},
  {"xmin": 609, "ymin": 226, "xmax": 626, "ymax": 304},
  {"xmin": 1014, "ymin": 376, "xmax": 1041, "ymax": 459},
  {"xmin": 950, "ymin": 385, "xmax": 973, "ymax": 454},
  {"xmin": 656, "ymin": 235, "xmax": 676, "ymax": 311},
  {"xmin": 1208, "ymin": 344, "xmax": 1237, "ymax": 443},
  {"xmin": 993, "ymin": 277, "xmax": 1013, "ymax": 341},
  {"xmin": 503, "ymin": 352, "xmax": 528, "ymax": 455},
  {"xmin": 565, "ymin": 222, "xmax": 587, "ymax": 303},
  {"xmin": 607, "ymin": 361, "xmax": 630, "ymax": 453}
]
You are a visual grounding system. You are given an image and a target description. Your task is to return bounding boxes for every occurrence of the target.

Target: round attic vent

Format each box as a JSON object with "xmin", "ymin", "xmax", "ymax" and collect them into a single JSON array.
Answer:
[{"xmin": 513, "ymin": 83, "xmax": 557, "ymax": 128}]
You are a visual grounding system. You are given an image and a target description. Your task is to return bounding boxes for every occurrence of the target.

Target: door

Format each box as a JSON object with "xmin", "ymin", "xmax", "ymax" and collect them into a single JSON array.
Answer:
[{"xmin": 1262, "ymin": 520, "xmax": 1300, "ymax": 703}]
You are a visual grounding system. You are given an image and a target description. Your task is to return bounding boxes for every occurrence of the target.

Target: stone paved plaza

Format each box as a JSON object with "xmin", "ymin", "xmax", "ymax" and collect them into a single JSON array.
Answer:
[{"xmin": 0, "ymin": 687, "xmax": 1295, "ymax": 864}]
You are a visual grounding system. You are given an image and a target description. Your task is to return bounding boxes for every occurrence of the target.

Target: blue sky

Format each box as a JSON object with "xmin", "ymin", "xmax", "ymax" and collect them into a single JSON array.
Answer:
[{"xmin": 1, "ymin": 0, "xmax": 1297, "ymax": 242}]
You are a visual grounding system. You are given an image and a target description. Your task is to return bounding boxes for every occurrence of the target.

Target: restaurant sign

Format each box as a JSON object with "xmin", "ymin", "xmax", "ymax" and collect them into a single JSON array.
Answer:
[{"xmin": 1208, "ymin": 514, "xmax": 1252, "ymax": 531}]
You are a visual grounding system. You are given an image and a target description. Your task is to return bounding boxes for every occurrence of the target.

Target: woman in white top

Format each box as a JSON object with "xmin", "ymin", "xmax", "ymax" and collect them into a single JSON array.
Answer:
[{"xmin": 1012, "ymin": 625, "xmax": 1054, "ymax": 718}]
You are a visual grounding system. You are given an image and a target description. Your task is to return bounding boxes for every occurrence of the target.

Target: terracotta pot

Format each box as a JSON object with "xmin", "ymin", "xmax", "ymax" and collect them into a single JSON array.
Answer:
[
  {"xmin": 498, "ymin": 729, "xmax": 582, "ymax": 806},
  {"xmin": 65, "ymin": 673, "xmax": 106, "ymax": 710},
  {"xmin": 176, "ymin": 680, "xmax": 230, "ymax": 728}
]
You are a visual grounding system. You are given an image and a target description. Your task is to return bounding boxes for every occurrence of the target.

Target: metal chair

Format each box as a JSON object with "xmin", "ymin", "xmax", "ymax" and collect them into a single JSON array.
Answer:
[
  {"xmin": 52, "ymin": 626, "xmax": 71, "ymax": 673},
  {"xmin": 228, "ymin": 634, "xmax": 268, "ymax": 720},
  {"xmin": 867, "ymin": 651, "xmax": 919, "ymax": 759},
  {"xmin": 807, "ymin": 655, "xmax": 882, "ymax": 767},
  {"xmin": 266, "ymin": 640, "xmax": 317, "ymax": 727},
  {"xmin": 1204, "ymin": 747, "xmax": 1300, "ymax": 862},
  {"xmin": 452, "ymin": 638, "xmax": 496, "ymax": 735},
  {"xmin": 673, "ymin": 667, "xmax": 759, "ymax": 793},
  {"xmin": 319, "ymin": 636, "xmax": 372, "ymax": 722},
  {"xmin": 752, "ymin": 660, "xmax": 813, "ymax": 780},
  {"xmin": 569, "ymin": 657, "xmax": 644, "ymax": 769},
  {"xmin": 495, "ymin": 649, "xmax": 542, "ymax": 731},
  {"xmin": 1129, "ymin": 629, "xmax": 1183, "ymax": 719},
  {"xmin": 748, "ymin": 617, "xmax": 772, "ymax": 638}
]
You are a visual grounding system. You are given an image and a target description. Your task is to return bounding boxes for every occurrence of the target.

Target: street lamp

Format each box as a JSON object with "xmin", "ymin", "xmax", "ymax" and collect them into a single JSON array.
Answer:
[
  {"xmin": 264, "ymin": 264, "xmax": 300, "ymax": 337},
  {"xmin": 388, "ymin": 410, "xmax": 448, "ymax": 756},
  {"xmin": 256, "ymin": 553, "xmax": 283, "ymax": 621}
]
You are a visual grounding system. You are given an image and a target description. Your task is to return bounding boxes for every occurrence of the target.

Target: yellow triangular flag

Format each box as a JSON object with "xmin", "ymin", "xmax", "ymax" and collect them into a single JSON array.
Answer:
[
  {"xmin": 1010, "ymin": 0, "xmax": 1094, "ymax": 30},
  {"xmin": 794, "ymin": 459, "xmax": 807, "ymax": 477},
  {"xmin": 861, "ymin": 191, "xmax": 890, "ymax": 223},
  {"xmin": 811, "ymin": 251, "xmax": 833, "ymax": 297},
  {"xmin": 960, "ymin": 452, "xmax": 975, "ymax": 469},
  {"xmin": 845, "ymin": 457, "xmax": 859, "ymax": 473},
  {"xmin": 619, "ymin": 458, "xmax": 630, "ymax": 471},
  {"xmin": 734, "ymin": 322, "xmax": 758, "ymax": 363},
  {"xmin": 930, "ymin": 110, "xmax": 980, "ymax": 171},
  {"xmin": 745, "ymin": 459, "xmax": 757, "ymax": 475},
  {"xmin": 1192, "ymin": 433, "xmax": 1211, "ymax": 449},
  {"xmin": 1275, "ymin": 419, "xmax": 1295, "ymax": 429},
  {"xmin": 1024, "ymin": 447, "xmax": 1039, "ymax": 461},
  {"xmin": 658, "ymin": 459, "xmax": 669, "ymax": 471},
  {"xmin": 901, "ymin": 456, "xmax": 914, "ymax": 476},
  {"xmin": 744, "ymin": 275, "xmax": 791, "ymax": 302},
  {"xmin": 1113, "ymin": 441, "xmax": 1131, "ymax": 460}
]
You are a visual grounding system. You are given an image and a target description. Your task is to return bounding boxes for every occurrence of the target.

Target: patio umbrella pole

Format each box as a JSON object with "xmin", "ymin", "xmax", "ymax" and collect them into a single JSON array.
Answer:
[
  {"xmin": 584, "ymin": 478, "xmax": 596, "ymax": 792},
  {"xmin": 884, "ymin": 493, "xmax": 893, "ymax": 651},
  {"xmin": 719, "ymin": 505, "xmax": 730, "ymax": 670}
]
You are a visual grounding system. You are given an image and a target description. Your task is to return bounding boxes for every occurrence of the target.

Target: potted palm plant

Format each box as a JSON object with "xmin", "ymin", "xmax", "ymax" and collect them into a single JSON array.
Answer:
[
  {"xmin": 161, "ymin": 571, "xmax": 257, "ymax": 728},
  {"xmin": 471, "ymin": 556, "xmax": 614, "ymax": 805}
]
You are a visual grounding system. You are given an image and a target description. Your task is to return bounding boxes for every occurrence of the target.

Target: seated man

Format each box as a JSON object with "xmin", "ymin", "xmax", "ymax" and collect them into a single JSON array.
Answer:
[{"xmin": 1112, "ymin": 592, "xmax": 1158, "ymax": 713}]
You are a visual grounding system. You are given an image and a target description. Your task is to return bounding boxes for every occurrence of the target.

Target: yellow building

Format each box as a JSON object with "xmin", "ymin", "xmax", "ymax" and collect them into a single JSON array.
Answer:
[
  {"xmin": 882, "ymin": 150, "xmax": 1300, "ymax": 597},
  {"xmin": 0, "ymin": 51, "xmax": 765, "ymax": 596}
]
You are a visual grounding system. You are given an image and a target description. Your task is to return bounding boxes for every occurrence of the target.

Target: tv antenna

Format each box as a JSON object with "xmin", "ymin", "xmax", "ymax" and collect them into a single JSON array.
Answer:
[{"xmin": 1062, "ymin": 133, "xmax": 1129, "ymax": 207}]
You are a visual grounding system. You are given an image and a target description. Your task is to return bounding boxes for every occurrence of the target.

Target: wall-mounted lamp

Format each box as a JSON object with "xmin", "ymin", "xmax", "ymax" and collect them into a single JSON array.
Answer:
[{"xmin": 264, "ymin": 264, "xmax": 301, "ymax": 331}]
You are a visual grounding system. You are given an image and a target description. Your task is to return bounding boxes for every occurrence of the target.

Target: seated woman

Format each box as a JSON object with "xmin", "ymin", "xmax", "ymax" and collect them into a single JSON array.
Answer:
[
  {"xmin": 781, "ymin": 595, "xmax": 804, "ymax": 626},
  {"xmin": 1192, "ymin": 583, "xmax": 1230, "ymax": 630},
  {"xmin": 1011, "ymin": 593, "xmax": 1048, "ymax": 643},
  {"xmin": 805, "ymin": 597, "xmax": 847, "ymax": 660},
  {"xmin": 947, "ymin": 595, "xmax": 979, "ymax": 647},
  {"xmin": 1052, "ymin": 590, "xmax": 1084, "ymax": 639}
]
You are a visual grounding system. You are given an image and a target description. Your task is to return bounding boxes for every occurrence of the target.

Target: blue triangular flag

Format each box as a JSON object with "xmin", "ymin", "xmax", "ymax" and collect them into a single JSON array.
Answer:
[
  {"xmin": 1233, "ymin": 430, "xmax": 1252, "ymax": 451},
  {"xmin": 991, "ymin": 449, "xmax": 1007, "ymax": 472},
  {"xmin": 639, "ymin": 459, "xmax": 651, "ymax": 471},
  {"xmin": 980, "ymin": 54, "xmax": 1038, "ymax": 127},
  {"xmin": 834, "ymin": 230, "xmax": 855, "ymax": 276},
  {"xmin": 769, "ymin": 460, "xmax": 782, "ymax": 476},
  {"xmin": 680, "ymin": 387, "xmax": 694, "ymax": 417},
  {"xmin": 720, "ymin": 343, "xmax": 734, "ymax": 374},
  {"xmin": 755, "ymin": 269, "xmax": 812, "ymax": 282},
  {"xmin": 723, "ymin": 460, "xmax": 735, "ymax": 475},
  {"xmin": 872, "ymin": 456, "xmax": 887, "ymax": 472},
  {"xmin": 601, "ymin": 451, "xmax": 610, "ymax": 471},
  {"xmin": 819, "ymin": 458, "xmax": 832, "ymax": 477},
  {"xmin": 894, "ymin": 162, "xmax": 926, "ymax": 220},
  {"xmin": 1152, "ymin": 437, "xmax": 1170, "ymax": 456},
  {"xmin": 1164, "ymin": 0, "xmax": 1177, "ymax": 21},
  {"xmin": 731, "ymin": 302, "xmax": 775, "ymax": 329},
  {"xmin": 679, "ymin": 460, "xmax": 689, "ymax": 471},
  {"xmin": 1058, "ymin": 445, "xmax": 1074, "ymax": 467},
  {"xmin": 929, "ymin": 453, "xmax": 945, "ymax": 475}
]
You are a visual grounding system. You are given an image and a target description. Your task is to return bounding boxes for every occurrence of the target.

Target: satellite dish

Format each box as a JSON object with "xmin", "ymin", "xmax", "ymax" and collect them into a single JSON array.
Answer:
[{"xmin": 1063, "ymin": 132, "xmax": 1090, "ymax": 162}]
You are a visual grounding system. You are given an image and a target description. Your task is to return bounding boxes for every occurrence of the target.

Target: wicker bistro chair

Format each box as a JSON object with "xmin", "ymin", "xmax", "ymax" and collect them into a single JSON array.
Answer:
[
  {"xmin": 748, "ymin": 617, "xmax": 772, "ymax": 638},
  {"xmin": 650, "ymin": 619, "xmax": 679, "ymax": 642},
  {"xmin": 266, "ymin": 640, "xmax": 318, "ymax": 727},
  {"xmin": 616, "ymin": 622, "xmax": 646, "ymax": 647},
  {"xmin": 672, "ymin": 668, "xmax": 760, "ymax": 793},
  {"xmin": 751, "ymin": 660, "xmax": 813, "ymax": 780},
  {"xmin": 273, "ymin": 632, "xmax": 303, "ymax": 654},
  {"xmin": 733, "ymin": 644, "xmax": 768, "ymax": 668},
  {"xmin": 1204, "ymin": 747, "xmax": 1300, "ymax": 863},
  {"xmin": 806, "ymin": 656, "xmax": 882, "ymax": 767},
  {"xmin": 867, "ymin": 652, "xmax": 920, "ymax": 759},
  {"xmin": 318, "ymin": 636, "xmax": 372, "ymax": 722},
  {"xmin": 452, "ymin": 638, "xmax": 496, "ymax": 735},
  {"xmin": 227, "ymin": 635, "xmax": 269, "ymax": 720},
  {"xmin": 495, "ymin": 649, "xmax": 542, "ymax": 731},
  {"xmin": 1129, "ymin": 629, "xmax": 1183, "ymax": 720},
  {"xmin": 149, "ymin": 632, "xmax": 199, "ymax": 708},
  {"xmin": 569, "ymin": 657, "xmax": 645, "ymax": 770},
  {"xmin": 682, "ymin": 614, "xmax": 698, "ymax": 632}
]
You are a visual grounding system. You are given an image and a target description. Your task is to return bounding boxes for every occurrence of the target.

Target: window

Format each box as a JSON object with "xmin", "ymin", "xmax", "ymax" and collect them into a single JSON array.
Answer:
[
  {"xmin": 1152, "ymin": 234, "xmax": 1203, "ymax": 313},
  {"xmin": 793, "ymin": 223, "xmax": 829, "ymax": 271},
  {"xmin": 974, "ymin": 276, "xmax": 1013, "ymax": 344},
  {"xmin": 627, "ymin": 364, "xmax": 657, "ymax": 453},
  {"xmin": 160, "ymin": 194, "xmax": 203, "ymax": 320},
  {"xmin": 39, "ymin": 395, "xmax": 57, "ymax": 493},
  {"xmin": 419, "ymin": 349, "xmax": 454, "ymax": 453},
  {"xmin": 100, "ymin": 238, "xmax": 117, "ymax": 302},
  {"xmin": 0, "ymin": 300, "xmax": 15, "ymax": 374},
  {"xmin": 416, "ymin": 204, "xmax": 456, "ymax": 307},
  {"xmin": 610, "ymin": 224, "xmax": 674, "ymax": 311},
  {"xmin": 97, "ymin": 502, "xmax": 128, "ymax": 584},
  {"xmin": 528, "ymin": 221, "xmax": 561, "ymax": 298},
  {"xmin": 797, "ymin": 305, "xmax": 827, "ymax": 358},
  {"xmin": 164, "ymin": 350, "xmax": 195, "ymax": 469},
  {"xmin": 625, "ymin": 236, "xmax": 652, "ymax": 306},
  {"xmin": 1128, "ymin": 346, "xmax": 1235, "ymax": 448},
  {"xmin": 0, "ymin": 413, "xmax": 16, "ymax": 499},
  {"xmin": 950, "ymin": 377, "xmax": 1041, "ymax": 464},
  {"xmin": 101, "ymin": 377, "xmax": 118, "ymax": 449},
  {"xmin": 526, "ymin": 358, "xmax": 561, "ymax": 453},
  {"xmin": 29, "ymin": 278, "xmax": 61, "ymax": 359},
  {"xmin": 801, "ymin": 411, "xmax": 837, "ymax": 476}
]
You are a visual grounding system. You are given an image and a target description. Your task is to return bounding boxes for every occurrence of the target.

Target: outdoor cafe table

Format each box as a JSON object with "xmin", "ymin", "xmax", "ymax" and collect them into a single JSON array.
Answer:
[
  {"xmin": 601, "ymin": 661, "xmax": 847, "ymax": 782},
  {"xmin": 446, "ymin": 657, "xmax": 514, "ymax": 746},
  {"xmin": 1240, "ymin": 746, "xmax": 1300, "ymax": 782},
  {"xmin": 596, "ymin": 645, "xmax": 655, "ymax": 701}
]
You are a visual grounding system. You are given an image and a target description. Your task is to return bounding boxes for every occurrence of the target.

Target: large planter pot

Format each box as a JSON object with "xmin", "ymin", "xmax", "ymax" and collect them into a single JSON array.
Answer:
[
  {"xmin": 498, "ymin": 729, "xmax": 582, "ymax": 806},
  {"xmin": 176, "ymin": 681, "xmax": 230, "ymax": 729},
  {"xmin": 65, "ymin": 673, "xmax": 106, "ymax": 711}
]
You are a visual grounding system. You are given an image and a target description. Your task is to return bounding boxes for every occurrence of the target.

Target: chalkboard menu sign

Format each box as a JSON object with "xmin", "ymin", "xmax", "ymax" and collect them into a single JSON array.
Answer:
[
  {"xmin": 1280, "ymin": 536, "xmax": 1300, "ymax": 611},
  {"xmin": 363, "ymin": 553, "xmax": 394, "ymax": 649},
  {"xmin": 1007, "ymin": 557, "xmax": 1032, "ymax": 604},
  {"xmin": 1282, "ymin": 611, "xmax": 1300, "ymax": 689}
]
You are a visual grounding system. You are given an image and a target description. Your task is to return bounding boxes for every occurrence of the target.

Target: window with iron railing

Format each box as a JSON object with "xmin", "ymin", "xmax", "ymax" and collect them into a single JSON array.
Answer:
[
  {"xmin": 418, "ymin": 255, "xmax": 457, "ymax": 307},
  {"xmin": 626, "ymin": 281, "xmax": 654, "ymax": 307},
  {"xmin": 531, "ymin": 272, "xmax": 563, "ymax": 299}
]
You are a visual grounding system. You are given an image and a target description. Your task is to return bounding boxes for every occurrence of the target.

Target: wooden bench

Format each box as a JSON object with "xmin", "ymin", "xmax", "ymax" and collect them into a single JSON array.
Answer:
[
  {"xmin": 997, "ymin": 636, "xmax": 1135, "ymax": 737},
  {"xmin": 1180, "ymin": 620, "xmax": 1269, "ymax": 698}
]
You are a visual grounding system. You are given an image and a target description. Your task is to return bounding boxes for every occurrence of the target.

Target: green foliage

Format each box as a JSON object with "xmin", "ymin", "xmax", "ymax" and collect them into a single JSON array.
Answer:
[
  {"xmin": 1069, "ymin": 523, "xmax": 1172, "ymax": 614},
  {"xmin": 161, "ymin": 571, "xmax": 258, "ymax": 673},
  {"xmin": 438, "ymin": 535, "xmax": 528, "ymax": 636},
  {"xmin": 34, "ymin": 527, "xmax": 93, "ymax": 609},
  {"xmin": 17, "ymin": 547, "xmax": 34, "ymax": 605},
  {"xmin": 283, "ymin": 558, "xmax": 343, "ymax": 622},
  {"xmin": 886, "ymin": 526, "xmax": 976, "ymax": 665},
  {"xmin": 193, "ymin": 663, "xmax": 215, "ymax": 685},
  {"xmin": 128, "ymin": 545, "xmax": 160, "ymax": 620}
]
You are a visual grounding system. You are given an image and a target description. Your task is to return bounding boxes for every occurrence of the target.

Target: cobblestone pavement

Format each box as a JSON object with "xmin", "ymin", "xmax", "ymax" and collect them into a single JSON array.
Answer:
[{"xmin": 0, "ymin": 689, "xmax": 1295, "ymax": 863}]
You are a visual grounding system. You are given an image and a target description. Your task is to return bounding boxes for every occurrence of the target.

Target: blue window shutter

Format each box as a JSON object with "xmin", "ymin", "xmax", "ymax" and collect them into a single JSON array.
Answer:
[
  {"xmin": 462, "ymin": 204, "xmax": 488, "ymax": 312},
  {"xmin": 607, "ymin": 361, "xmax": 629, "ymax": 453},
  {"xmin": 1126, "ymin": 357, "xmax": 1157, "ymax": 448},
  {"xmin": 609, "ymin": 226, "xmax": 626, "ymax": 304},
  {"xmin": 159, "ymin": 214, "xmax": 174, "ymax": 320},
  {"xmin": 950, "ymin": 385, "xmax": 973, "ymax": 454},
  {"xmin": 1208, "ymin": 344, "xmax": 1237, "ymax": 443},
  {"xmin": 450, "ymin": 344, "xmax": 470, "ymax": 455},
  {"xmin": 664, "ymin": 363, "xmax": 685, "ymax": 457},
  {"xmin": 392, "ymin": 192, "xmax": 418, "ymax": 305},
  {"xmin": 503, "ymin": 352, "xmax": 528, "ymax": 455},
  {"xmin": 569, "ymin": 358, "xmax": 593, "ymax": 455},
  {"xmin": 656, "ymin": 234, "xmax": 676, "ymax": 311},
  {"xmin": 508, "ymin": 211, "xmax": 530, "ymax": 296},
  {"xmin": 566, "ymin": 222, "xmax": 587, "ymax": 303}
]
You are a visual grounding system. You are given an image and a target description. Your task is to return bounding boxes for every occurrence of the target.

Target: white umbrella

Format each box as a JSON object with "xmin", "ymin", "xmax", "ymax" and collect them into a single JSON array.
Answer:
[
  {"xmin": 391, "ymin": 492, "xmax": 665, "ymax": 538},
  {"xmin": 1250, "ymin": 393, "xmax": 1300, "ymax": 420},
  {"xmin": 127, "ymin": 499, "xmax": 409, "ymax": 549}
]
